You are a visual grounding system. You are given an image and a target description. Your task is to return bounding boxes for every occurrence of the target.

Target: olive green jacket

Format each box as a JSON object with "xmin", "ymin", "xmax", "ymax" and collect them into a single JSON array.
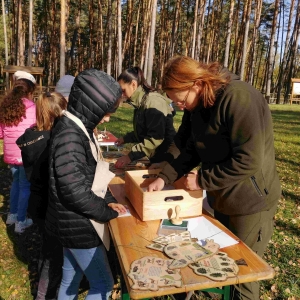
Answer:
[{"xmin": 124, "ymin": 86, "xmax": 176, "ymax": 162}]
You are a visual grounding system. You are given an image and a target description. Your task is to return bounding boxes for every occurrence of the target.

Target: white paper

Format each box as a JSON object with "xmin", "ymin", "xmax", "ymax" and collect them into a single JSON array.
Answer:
[
  {"xmin": 185, "ymin": 216, "xmax": 239, "ymax": 249},
  {"xmin": 118, "ymin": 205, "xmax": 132, "ymax": 217},
  {"xmin": 202, "ymin": 191, "xmax": 214, "ymax": 216}
]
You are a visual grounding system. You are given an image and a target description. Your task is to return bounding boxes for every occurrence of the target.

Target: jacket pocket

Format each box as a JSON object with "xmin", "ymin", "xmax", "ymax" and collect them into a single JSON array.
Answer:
[{"xmin": 251, "ymin": 176, "xmax": 263, "ymax": 196}]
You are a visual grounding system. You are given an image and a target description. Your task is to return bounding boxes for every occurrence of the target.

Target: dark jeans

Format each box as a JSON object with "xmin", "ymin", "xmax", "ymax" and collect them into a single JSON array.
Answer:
[
  {"xmin": 36, "ymin": 230, "xmax": 63, "ymax": 300},
  {"xmin": 214, "ymin": 201, "xmax": 278, "ymax": 300}
]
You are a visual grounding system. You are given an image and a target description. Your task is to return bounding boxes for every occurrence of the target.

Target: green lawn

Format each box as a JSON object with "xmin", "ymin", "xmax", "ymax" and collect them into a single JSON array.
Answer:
[{"xmin": 0, "ymin": 104, "xmax": 299, "ymax": 299}]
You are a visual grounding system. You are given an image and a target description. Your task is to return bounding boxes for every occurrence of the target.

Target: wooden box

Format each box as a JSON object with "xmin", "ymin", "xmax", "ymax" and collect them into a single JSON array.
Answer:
[{"xmin": 125, "ymin": 169, "xmax": 203, "ymax": 221}]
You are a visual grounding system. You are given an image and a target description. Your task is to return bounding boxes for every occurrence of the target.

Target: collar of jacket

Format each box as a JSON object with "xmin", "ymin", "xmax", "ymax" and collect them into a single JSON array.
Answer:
[{"xmin": 129, "ymin": 86, "xmax": 146, "ymax": 107}]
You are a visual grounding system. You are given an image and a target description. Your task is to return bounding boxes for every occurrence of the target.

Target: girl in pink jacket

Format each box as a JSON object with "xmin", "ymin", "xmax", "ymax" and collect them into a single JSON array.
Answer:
[{"xmin": 0, "ymin": 72, "xmax": 36, "ymax": 233}]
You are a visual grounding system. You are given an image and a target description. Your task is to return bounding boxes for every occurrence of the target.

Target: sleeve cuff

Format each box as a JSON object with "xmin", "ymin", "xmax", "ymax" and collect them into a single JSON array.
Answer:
[{"xmin": 158, "ymin": 162, "xmax": 178, "ymax": 185}]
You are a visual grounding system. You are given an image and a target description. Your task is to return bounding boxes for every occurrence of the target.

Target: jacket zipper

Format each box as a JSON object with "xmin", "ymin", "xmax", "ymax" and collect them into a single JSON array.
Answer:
[{"xmin": 251, "ymin": 176, "xmax": 263, "ymax": 196}]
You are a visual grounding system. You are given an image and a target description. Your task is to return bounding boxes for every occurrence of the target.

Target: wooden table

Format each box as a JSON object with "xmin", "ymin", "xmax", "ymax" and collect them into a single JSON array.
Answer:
[
  {"xmin": 108, "ymin": 176, "xmax": 275, "ymax": 299},
  {"xmin": 98, "ymin": 131, "xmax": 120, "ymax": 151}
]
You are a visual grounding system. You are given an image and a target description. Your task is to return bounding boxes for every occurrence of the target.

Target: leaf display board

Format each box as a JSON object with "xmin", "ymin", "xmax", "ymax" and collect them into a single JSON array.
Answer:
[
  {"xmin": 189, "ymin": 251, "xmax": 239, "ymax": 281},
  {"xmin": 128, "ymin": 256, "xmax": 182, "ymax": 291},
  {"xmin": 164, "ymin": 239, "xmax": 220, "ymax": 269}
]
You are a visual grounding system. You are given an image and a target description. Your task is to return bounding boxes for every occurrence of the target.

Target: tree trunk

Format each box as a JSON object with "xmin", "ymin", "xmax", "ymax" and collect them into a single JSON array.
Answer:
[
  {"xmin": 240, "ymin": 0, "xmax": 252, "ymax": 81},
  {"xmin": 249, "ymin": 0, "xmax": 262, "ymax": 84},
  {"xmin": 27, "ymin": 0, "xmax": 33, "ymax": 66},
  {"xmin": 146, "ymin": 0, "xmax": 157, "ymax": 84},
  {"xmin": 191, "ymin": 0, "xmax": 199, "ymax": 59},
  {"xmin": 170, "ymin": 0, "xmax": 180, "ymax": 57},
  {"xmin": 106, "ymin": 0, "xmax": 112, "ymax": 75},
  {"xmin": 276, "ymin": 0, "xmax": 295, "ymax": 103},
  {"xmin": 133, "ymin": 0, "xmax": 141, "ymax": 66},
  {"xmin": 284, "ymin": 1, "xmax": 300, "ymax": 103},
  {"xmin": 265, "ymin": 0, "xmax": 279, "ymax": 103},
  {"xmin": 196, "ymin": 0, "xmax": 206, "ymax": 61},
  {"xmin": 70, "ymin": 0, "xmax": 81, "ymax": 72},
  {"xmin": 2, "ymin": 0, "xmax": 9, "ymax": 88},
  {"xmin": 60, "ymin": 0, "xmax": 66, "ymax": 77},
  {"xmin": 117, "ymin": 0, "xmax": 122, "ymax": 74},
  {"xmin": 224, "ymin": 0, "xmax": 234, "ymax": 68}
]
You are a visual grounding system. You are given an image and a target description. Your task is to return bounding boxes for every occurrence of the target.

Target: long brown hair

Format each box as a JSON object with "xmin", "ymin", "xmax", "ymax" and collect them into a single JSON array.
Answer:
[
  {"xmin": 0, "ymin": 79, "xmax": 36, "ymax": 126},
  {"xmin": 36, "ymin": 92, "xmax": 67, "ymax": 131},
  {"xmin": 162, "ymin": 56, "xmax": 231, "ymax": 108}
]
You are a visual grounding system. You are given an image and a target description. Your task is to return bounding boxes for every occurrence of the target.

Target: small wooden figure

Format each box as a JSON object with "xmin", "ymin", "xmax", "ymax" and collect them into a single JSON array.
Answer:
[{"xmin": 170, "ymin": 205, "xmax": 183, "ymax": 225}]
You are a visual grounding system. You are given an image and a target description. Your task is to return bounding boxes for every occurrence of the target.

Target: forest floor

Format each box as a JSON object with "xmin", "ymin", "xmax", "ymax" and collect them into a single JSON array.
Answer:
[{"xmin": 0, "ymin": 105, "xmax": 299, "ymax": 300}]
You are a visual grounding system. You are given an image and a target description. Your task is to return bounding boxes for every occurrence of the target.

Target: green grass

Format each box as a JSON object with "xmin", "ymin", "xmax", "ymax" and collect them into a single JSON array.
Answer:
[{"xmin": 0, "ymin": 104, "xmax": 299, "ymax": 299}]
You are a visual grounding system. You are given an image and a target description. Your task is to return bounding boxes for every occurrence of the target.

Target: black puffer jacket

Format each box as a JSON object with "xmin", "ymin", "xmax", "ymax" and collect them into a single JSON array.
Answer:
[
  {"xmin": 16, "ymin": 128, "xmax": 50, "ymax": 226},
  {"xmin": 45, "ymin": 69, "xmax": 122, "ymax": 249}
]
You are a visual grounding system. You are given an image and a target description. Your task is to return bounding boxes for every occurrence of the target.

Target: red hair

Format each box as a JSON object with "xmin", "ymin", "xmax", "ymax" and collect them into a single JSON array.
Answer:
[{"xmin": 162, "ymin": 56, "xmax": 231, "ymax": 108}]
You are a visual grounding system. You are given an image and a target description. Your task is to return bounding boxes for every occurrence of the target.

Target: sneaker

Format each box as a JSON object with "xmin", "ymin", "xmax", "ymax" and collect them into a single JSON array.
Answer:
[
  {"xmin": 6, "ymin": 213, "xmax": 18, "ymax": 225},
  {"xmin": 15, "ymin": 218, "xmax": 33, "ymax": 234}
]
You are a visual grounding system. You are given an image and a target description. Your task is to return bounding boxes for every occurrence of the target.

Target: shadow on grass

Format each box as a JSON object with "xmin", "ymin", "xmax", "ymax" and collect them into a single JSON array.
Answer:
[
  {"xmin": 274, "ymin": 218, "xmax": 300, "ymax": 238},
  {"xmin": 276, "ymin": 156, "xmax": 300, "ymax": 168},
  {"xmin": 281, "ymin": 189, "xmax": 300, "ymax": 204}
]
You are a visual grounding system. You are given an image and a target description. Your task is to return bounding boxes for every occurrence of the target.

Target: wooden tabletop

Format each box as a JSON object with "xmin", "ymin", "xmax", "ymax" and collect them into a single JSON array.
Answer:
[{"xmin": 108, "ymin": 176, "xmax": 275, "ymax": 299}]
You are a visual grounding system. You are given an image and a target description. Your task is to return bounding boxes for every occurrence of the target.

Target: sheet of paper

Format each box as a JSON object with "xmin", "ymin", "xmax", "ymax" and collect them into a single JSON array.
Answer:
[
  {"xmin": 202, "ymin": 191, "xmax": 214, "ymax": 216},
  {"xmin": 185, "ymin": 216, "xmax": 239, "ymax": 249},
  {"xmin": 118, "ymin": 205, "xmax": 132, "ymax": 217}
]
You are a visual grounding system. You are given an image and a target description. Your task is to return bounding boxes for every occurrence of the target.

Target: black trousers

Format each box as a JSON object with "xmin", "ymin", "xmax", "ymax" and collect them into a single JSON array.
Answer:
[{"xmin": 36, "ymin": 229, "xmax": 63, "ymax": 300}]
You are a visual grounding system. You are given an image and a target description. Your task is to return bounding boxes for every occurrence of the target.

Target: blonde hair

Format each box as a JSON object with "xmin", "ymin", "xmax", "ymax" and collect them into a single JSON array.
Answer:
[
  {"xmin": 162, "ymin": 56, "xmax": 231, "ymax": 108},
  {"xmin": 36, "ymin": 92, "xmax": 67, "ymax": 131}
]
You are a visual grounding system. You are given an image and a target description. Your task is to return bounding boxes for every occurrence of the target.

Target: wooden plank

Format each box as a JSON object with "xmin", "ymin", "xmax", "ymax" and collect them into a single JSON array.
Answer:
[
  {"xmin": 108, "ymin": 178, "xmax": 275, "ymax": 299},
  {"xmin": 3, "ymin": 65, "xmax": 44, "ymax": 75}
]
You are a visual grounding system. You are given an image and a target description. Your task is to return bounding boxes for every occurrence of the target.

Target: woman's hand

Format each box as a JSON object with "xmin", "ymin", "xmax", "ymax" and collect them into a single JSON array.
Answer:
[
  {"xmin": 147, "ymin": 177, "xmax": 165, "ymax": 191},
  {"xmin": 184, "ymin": 171, "xmax": 201, "ymax": 190},
  {"xmin": 108, "ymin": 203, "xmax": 127, "ymax": 215},
  {"xmin": 114, "ymin": 137, "xmax": 124, "ymax": 147},
  {"xmin": 115, "ymin": 155, "xmax": 131, "ymax": 168}
]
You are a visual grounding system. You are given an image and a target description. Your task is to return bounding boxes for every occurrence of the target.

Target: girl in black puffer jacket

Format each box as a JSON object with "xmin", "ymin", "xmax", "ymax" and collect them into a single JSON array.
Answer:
[{"xmin": 45, "ymin": 69, "xmax": 127, "ymax": 300}]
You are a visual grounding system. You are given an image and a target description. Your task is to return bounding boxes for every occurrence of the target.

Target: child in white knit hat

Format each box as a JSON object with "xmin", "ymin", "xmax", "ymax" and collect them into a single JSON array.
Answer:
[
  {"xmin": 1, "ymin": 71, "xmax": 36, "ymax": 233},
  {"xmin": 13, "ymin": 70, "xmax": 37, "ymax": 85}
]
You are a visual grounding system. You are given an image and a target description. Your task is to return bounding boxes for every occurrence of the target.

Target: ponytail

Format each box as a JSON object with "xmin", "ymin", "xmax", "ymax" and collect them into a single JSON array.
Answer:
[{"xmin": 117, "ymin": 66, "xmax": 155, "ymax": 94}]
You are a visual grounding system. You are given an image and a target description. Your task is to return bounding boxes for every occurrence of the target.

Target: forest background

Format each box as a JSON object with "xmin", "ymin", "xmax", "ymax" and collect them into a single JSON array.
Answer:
[{"xmin": 0, "ymin": 0, "xmax": 299, "ymax": 104}]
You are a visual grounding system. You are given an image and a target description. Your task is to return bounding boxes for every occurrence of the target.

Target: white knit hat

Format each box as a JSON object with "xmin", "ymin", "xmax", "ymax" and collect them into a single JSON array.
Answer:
[
  {"xmin": 13, "ymin": 71, "xmax": 36, "ymax": 84},
  {"xmin": 55, "ymin": 75, "xmax": 75, "ymax": 98}
]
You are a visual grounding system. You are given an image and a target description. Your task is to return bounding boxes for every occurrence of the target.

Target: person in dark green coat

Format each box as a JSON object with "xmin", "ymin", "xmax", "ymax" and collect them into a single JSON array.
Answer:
[
  {"xmin": 115, "ymin": 66, "xmax": 176, "ymax": 168},
  {"xmin": 148, "ymin": 56, "xmax": 281, "ymax": 300}
]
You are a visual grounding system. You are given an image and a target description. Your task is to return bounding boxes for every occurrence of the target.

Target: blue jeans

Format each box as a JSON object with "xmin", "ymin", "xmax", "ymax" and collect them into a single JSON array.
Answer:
[
  {"xmin": 58, "ymin": 245, "xmax": 114, "ymax": 300},
  {"xmin": 9, "ymin": 165, "xmax": 31, "ymax": 222}
]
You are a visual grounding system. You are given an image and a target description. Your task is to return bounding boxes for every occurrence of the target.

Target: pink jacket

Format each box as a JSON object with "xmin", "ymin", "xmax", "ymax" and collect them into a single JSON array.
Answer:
[{"xmin": 0, "ymin": 98, "xmax": 36, "ymax": 165}]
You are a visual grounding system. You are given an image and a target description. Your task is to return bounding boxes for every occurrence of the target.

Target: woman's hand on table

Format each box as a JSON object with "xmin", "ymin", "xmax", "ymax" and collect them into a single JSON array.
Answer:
[
  {"xmin": 184, "ymin": 171, "xmax": 201, "ymax": 190},
  {"xmin": 115, "ymin": 155, "xmax": 131, "ymax": 168},
  {"xmin": 108, "ymin": 203, "xmax": 127, "ymax": 215},
  {"xmin": 147, "ymin": 177, "xmax": 165, "ymax": 191},
  {"xmin": 114, "ymin": 137, "xmax": 124, "ymax": 147}
]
